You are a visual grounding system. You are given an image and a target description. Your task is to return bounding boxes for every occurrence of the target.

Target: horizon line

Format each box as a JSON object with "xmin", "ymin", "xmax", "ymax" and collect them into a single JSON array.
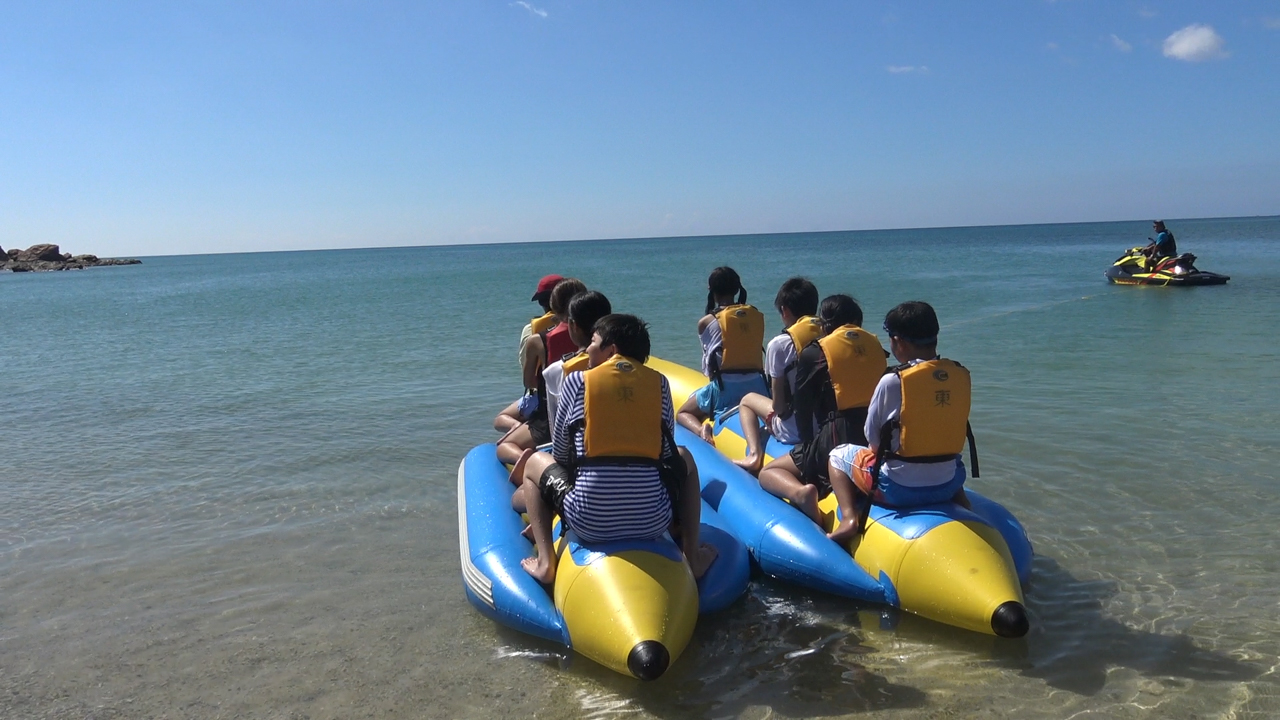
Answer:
[{"xmin": 44, "ymin": 212, "xmax": 1278, "ymax": 261}]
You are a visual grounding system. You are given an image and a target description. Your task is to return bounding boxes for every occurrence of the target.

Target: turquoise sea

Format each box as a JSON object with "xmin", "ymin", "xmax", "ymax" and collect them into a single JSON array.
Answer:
[{"xmin": 3, "ymin": 217, "xmax": 1279, "ymax": 719}]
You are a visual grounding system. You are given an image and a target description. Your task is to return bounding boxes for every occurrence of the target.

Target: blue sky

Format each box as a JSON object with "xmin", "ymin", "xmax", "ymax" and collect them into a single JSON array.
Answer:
[{"xmin": 2, "ymin": 1, "xmax": 1278, "ymax": 256}]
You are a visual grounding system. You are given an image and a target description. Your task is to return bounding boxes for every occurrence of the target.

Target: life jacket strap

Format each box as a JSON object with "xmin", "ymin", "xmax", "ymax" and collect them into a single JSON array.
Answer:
[
  {"xmin": 966, "ymin": 422, "xmax": 979, "ymax": 478},
  {"xmin": 878, "ymin": 421, "xmax": 980, "ymax": 474},
  {"xmin": 564, "ymin": 418, "xmax": 682, "ymax": 520},
  {"xmin": 574, "ymin": 456, "xmax": 663, "ymax": 468}
]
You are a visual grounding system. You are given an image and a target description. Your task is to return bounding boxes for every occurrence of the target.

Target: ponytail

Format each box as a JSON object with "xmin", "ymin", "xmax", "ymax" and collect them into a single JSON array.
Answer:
[{"xmin": 706, "ymin": 266, "xmax": 745, "ymax": 315}]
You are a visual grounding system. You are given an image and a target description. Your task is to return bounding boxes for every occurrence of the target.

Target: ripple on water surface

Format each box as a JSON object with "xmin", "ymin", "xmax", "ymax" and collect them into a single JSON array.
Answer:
[{"xmin": 2, "ymin": 220, "xmax": 1279, "ymax": 717}]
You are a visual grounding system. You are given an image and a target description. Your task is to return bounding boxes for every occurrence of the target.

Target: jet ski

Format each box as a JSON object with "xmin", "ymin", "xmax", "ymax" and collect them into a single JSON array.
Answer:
[{"xmin": 1106, "ymin": 247, "xmax": 1229, "ymax": 286}]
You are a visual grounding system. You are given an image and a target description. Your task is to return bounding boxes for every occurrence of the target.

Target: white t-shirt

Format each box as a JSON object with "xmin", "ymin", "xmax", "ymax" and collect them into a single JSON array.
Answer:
[
  {"xmin": 763, "ymin": 333, "xmax": 801, "ymax": 444},
  {"xmin": 542, "ymin": 359, "xmax": 566, "ymax": 429},
  {"xmin": 698, "ymin": 316, "xmax": 722, "ymax": 377},
  {"xmin": 518, "ymin": 322, "xmax": 534, "ymax": 370},
  {"xmin": 863, "ymin": 360, "xmax": 959, "ymax": 487}
]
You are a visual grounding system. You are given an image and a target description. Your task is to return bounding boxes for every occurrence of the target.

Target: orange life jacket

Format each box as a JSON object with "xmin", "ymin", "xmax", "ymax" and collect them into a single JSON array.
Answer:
[
  {"xmin": 581, "ymin": 355, "xmax": 663, "ymax": 461},
  {"xmin": 713, "ymin": 304, "xmax": 765, "ymax": 374},
  {"xmin": 818, "ymin": 325, "xmax": 886, "ymax": 412}
]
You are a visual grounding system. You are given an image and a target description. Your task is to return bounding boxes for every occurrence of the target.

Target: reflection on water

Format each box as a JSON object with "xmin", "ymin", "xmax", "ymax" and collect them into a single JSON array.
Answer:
[
  {"xmin": 554, "ymin": 586, "xmax": 927, "ymax": 718},
  {"xmin": 1020, "ymin": 556, "xmax": 1264, "ymax": 698},
  {"xmin": 478, "ymin": 562, "xmax": 1273, "ymax": 719}
]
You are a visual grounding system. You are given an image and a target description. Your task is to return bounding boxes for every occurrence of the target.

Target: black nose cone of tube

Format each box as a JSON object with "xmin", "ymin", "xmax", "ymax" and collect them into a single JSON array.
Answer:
[
  {"xmin": 991, "ymin": 601, "xmax": 1030, "ymax": 638},
  {"xmin": 627, "ymin": 640, "xmax": 670, "ymax": 680}
]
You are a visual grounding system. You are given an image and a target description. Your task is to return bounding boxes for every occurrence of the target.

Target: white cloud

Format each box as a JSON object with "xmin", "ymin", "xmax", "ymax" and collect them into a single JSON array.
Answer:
[
  {"xmin": 1045, "ymin": 42, "xmax": 1059, "ymax": 51},
  {"xmin": 511, "ymin": 1, "xmax": 547, "ymax": 18},
  {"xmin": 1163, "ymin": 24, "xmax": 1227, "ymax": 61},
  {"xmin": 1110, "ymin": 34, "xmax": 1132, "ymax": 52},
  {"xmin": 1138, "ymin": 7, "xmax": 1158, "ymax": 19},
  {"xmin": 886, "ymin": 65, "xmax": 928, "ymax": 74},
  {"xmin": 1263, "ymin": 17, "xmax": 1280, "ymax": 29}
]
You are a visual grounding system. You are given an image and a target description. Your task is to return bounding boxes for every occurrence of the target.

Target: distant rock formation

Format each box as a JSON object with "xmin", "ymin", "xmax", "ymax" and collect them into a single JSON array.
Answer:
[{"xmin": 2, "ymin": 244, "xmax": 141, "ymax": 272}]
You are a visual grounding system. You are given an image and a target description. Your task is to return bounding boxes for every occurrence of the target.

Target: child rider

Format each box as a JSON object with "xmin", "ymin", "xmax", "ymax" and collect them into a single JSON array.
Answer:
[
  {"xmin": 509, "ymin": 314, "xmax": 718, "ymax": 585},
  {"xmin": 826, "ymin": 301, "xmax": 976, "ymax": 542},
  {"xmin": 676, "ymin": 266, "xmax": 768, "ymax": 451}
]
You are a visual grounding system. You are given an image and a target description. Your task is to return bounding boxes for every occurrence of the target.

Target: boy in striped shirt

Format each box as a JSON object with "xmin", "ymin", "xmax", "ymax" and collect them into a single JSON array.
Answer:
[{"xmin": 511, "ymin": 314, "xmax": 717, "ymax": 585}]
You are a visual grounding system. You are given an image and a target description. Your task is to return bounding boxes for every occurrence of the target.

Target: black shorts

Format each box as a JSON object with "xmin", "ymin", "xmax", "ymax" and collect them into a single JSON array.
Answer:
[
  {"xmin": 791, "ymin": 442, "xmax": 832, "ymax": 495},
  {"xmin": 658, "ymin": 452, "xmax": 685, "ymax": 511},
  {"xmin": 527, "ymin": 415, "xmax": 550, "ymax": 446},
  {"xmin": 538, "ymin": 462, "xmax": 574, "ymax": 515},
  {"xmin": 790, "ymin": 409, "xmax": 869, "ymax": 496}
]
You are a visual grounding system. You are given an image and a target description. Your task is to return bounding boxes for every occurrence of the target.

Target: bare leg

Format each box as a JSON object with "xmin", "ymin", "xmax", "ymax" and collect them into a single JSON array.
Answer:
[
  {"xmin": 676, "ymin": 447, "xmax": 717, "ymax": 579},
  {"xmin": 509, "ymin": 448, "xmax": 534, "ymax": 513},
  {"xmin": 676, "ymin": 394, "xmax": 716, "ymax": 447},
  {"xmin": 519, "ymin": 471, "xmax": 557, "ymax": 584},
  {"xmin": 508, "ymin": 447, "xmax": 535, "ymax": 486},
  {"xmin": 758, "ymin": 453, "xmax": 820, "ymax": 525},
  {"xmin": 494, "ymin": 400, "xmax": 523, "ymax": 433},
  {"xmin": 826, "ymin": 460, "xmax": 864, "ymax": 543},
  {"xmin": 511, "ymin": 451, "xmax": 556, "ymax": 514},
  {"xmin": 496, "ymin": 424, "xmax": 535, "ymax": 465},
  {"xmin": 734, "ymin": 393, "xmax": 773, "ymax": 474}
]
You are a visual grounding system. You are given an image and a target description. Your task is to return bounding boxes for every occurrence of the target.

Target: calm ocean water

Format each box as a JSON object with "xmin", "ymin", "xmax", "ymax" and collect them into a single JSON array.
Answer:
[{"xmin": 2, "ymin": 217, "xmax": 1278, "ymax": 718}]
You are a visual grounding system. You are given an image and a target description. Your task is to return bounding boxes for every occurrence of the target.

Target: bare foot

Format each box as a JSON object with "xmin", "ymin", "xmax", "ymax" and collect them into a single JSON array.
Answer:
[
  {"xmin": 686, "ymin": 543, "xmax": 718, "ymax": 579},
  {"xmin": 520, "ymin": 524, "xmax": 534, "ymax": 542},
  {"xmin": 508, "ymin": 448, "xmax": 535, "ymax": 487},
  {"xmin": 699, "ymin": 425, "xmax": 717, "ymax": 446},
  {"xmin": 733, "ymin": 452, "xmax": 764, "ymax": 476},
  {"xmin": 520, "ymin": 555, "xmax": 556, "ymax": 584},
  {"xmin": 827, "ymin": 515, "xmax": 862, "ymax": 544}
]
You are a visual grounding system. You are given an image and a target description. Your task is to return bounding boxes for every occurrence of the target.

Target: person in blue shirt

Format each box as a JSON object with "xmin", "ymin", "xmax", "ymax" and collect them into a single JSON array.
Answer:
[{"xmin": 1142, "ymin": 221, "xmax": 1178, "ymax": 263}]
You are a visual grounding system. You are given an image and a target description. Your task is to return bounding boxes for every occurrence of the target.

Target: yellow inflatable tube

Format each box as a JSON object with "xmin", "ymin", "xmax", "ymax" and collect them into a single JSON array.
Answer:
[
  {"xmin": 650, "ymin": 357, "xmax": 1030, "ymax": 637},
  {"xmin": 553, "ymin": 535, "xmax": 699, "ymax": 678}
]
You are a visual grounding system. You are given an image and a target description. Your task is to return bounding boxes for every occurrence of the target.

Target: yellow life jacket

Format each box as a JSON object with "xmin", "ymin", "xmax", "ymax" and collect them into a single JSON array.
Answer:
[
  {"xmin": 895, "ymin": 359, "xmax": 971, "ymax": 459},
  {"xmin": 582, "ymin": 355, "xmax": 663, "ymax": 461},
  {"xmin": 784, "ymin": 316, "xmax": 823, "ymax": 353},
  {"xmin": 561, "ymin": 351, "xmax": 590, "ymax": 375},
  {"xmin": 530, "ymin": 311, "xmax": 557, "ymax": 336},
  {"xmin": 818, "ymin": 325, "xmax": 887, "ymax": 412},
  {"xmin": 713, "ymin": 304, "xmax": 765, "ymax": 373}
]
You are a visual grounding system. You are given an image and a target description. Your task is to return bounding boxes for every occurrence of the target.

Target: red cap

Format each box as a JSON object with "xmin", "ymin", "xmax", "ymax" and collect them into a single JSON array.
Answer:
[{"xmin": 531, "ymin": 274, "xmax": 564, "ymax": 300}]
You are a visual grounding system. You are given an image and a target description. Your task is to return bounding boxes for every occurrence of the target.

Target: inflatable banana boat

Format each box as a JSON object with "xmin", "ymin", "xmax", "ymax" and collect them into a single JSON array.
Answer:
[
  {"xmin": 457, "ymin": 443, "xmax": 750, "ymax": 679},
  {"xmin": 649, "ymin": 358, "xmax": 1033, "ymax": 637}
]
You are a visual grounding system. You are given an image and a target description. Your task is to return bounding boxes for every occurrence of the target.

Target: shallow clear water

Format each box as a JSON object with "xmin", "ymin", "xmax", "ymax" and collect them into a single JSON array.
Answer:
[{"xmin": 2, "ymin": 217, "xmax": 1278, "ymax": 718}]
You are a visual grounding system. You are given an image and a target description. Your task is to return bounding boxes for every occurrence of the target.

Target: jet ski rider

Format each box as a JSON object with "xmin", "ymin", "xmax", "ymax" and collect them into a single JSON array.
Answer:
[{"xmin": 1142, "ymin": 221, "xmax": 1178, "ymax": 263}]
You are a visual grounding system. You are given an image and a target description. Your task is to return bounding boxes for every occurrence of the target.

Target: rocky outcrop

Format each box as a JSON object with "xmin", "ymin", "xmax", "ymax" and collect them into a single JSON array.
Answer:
[{"xmin": 2, "ymin": 244, "xmax": 141, "ymax": 273}]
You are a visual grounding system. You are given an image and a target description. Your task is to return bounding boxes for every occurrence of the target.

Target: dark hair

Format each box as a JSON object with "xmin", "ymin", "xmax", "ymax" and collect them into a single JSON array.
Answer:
[
  {"xmin": 568, "ymin": 291, "xmax": 612, "ymax": 333},
  {"xmin": 883, "ymin": 301, "xmax": 939, "ymax": 346},
  {"xmin": 705, "ymin": 266, "xmax": 747, "ymax": 315},
  {"xmin": 818, "ymin": 294, "xmax": 863, "ymax": 333},
  {"xmin": 592, "ymin": 313, "xmax": 651, "ymax": 362},
  {"xmin": 774, "ymin": 277, "xmax": 819, "ymax": 317},
  {"xmin": 549, "ymin": 278, "xmax": 587, "ymax": 317}
]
